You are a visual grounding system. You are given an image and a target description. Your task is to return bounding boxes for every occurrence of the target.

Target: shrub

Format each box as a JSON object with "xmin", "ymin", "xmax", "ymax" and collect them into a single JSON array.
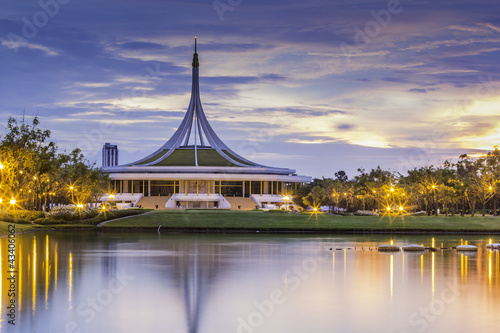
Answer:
[
  {"xmin": 46, "ymin": 205, "xmax": 99, "ymax": 221},
  {"xmin": 0, "ymin": 213, "xmax": 31, "ymax": 224},
  {"xmin": 354, "ymin": 210, "xmax": 379, "ymax": 216},
  {"xmin": 34, "ymin": 218, "xmax": 67, "ymax": 225}
]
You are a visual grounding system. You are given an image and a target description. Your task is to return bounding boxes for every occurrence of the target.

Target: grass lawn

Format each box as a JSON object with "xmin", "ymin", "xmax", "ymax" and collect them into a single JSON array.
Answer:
[
  {"xmin": 0, "ymin": 221, "xmax": 49, "ymax": 236},
  {"xmin": 100, "ymin": 210, "xmax": 500, "ymax": 233}
]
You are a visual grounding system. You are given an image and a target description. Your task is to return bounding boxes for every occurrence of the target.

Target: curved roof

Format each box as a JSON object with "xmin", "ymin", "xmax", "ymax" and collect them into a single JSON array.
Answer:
[{"xmin": 104, "ymin": 39, "xmax": 307, "ymax": 179}]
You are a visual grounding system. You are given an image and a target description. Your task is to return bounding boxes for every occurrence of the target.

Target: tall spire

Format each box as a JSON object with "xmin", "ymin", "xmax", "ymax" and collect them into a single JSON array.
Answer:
[
  {"xmin": 127, "ymin": 38, "xmax": 266, "ymax": 168},
  {"xmin": 192, "ymin": 37, "xmax": 199, "ymax": 68}
]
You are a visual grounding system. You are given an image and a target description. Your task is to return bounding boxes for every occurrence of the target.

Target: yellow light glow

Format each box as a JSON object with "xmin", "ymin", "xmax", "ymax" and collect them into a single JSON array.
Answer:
[
  {"xmin": 20, "ymin": 170, "xmax": 23, "ymax": 174},
  {"xmin": 108, "ymin": 194, "xmax": 115, "ymax": 199},
  {"xmin": 69, "ymin": 186, "xmax": 74, "ymax": 190},
  {"xmin": 489, "ymin": 186, "xmax": 493, "ymax": 191},
  {"xmin": 313, "ymin": 207, "xmax": 318, "ymax": 212},
  {"xmin": 10, "ymin": 197, "xmax": 16, "ymax": 205},
  {"xmin": 387, "ymin": 194, "xmax": 390, "ymax": 197},
  {"xmin": 490, "ymin": 239, "xmax": 492, "ymax": 244},
  {"xmin": 399, "ymin": 206, "xmax": 403, "ymax": 211},
  {"xmin": 489, "ymin": 250, "xmax": 492, "ymax": 287},
  {"xmin": 432, "ymin": 238, "xmax": 435, "ymax": 248},
  {"xmin": 390, "ymin": 188, "xmax": 394, "ymax": 192},
  {"xmin": 390, "ymin": 240, "xmax": 394, "ymax": 245},
  {"xmin": 386, "ymin": 206, "xmax": 391, "ymax": 211},
  {"xmin": 0, "ymin": 163, "xmax": 3, "ymax": 170},
  {"xmin": 283, "ymin": 196, "xmax": 290, "ymax": 201},
  {"xmin": 0, "ymin": 198, "xmax": 2, "ymax": 204},
  {"xmin": 372, "ymin": 190, "xmax": 376, "ymax": 193},
  {"xmin": 76, "ymin": 204, "xmax": 83, "ymax": 208},
  {"xmin": 33, "ymin": 176, "xmax": 37, "ymax": 180},
  {"xmin": 432, "ymin": 184, "xmax": 436, "ymax": 189},
  {"xmin": 69, "ymin": 252, "xmax": 73, "ymax": 310}
]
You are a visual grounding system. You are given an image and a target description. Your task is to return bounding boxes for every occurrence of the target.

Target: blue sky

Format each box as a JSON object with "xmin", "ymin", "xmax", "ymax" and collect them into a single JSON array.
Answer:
[{"xmin": 1, "ymin": 0, "xmax": 499, "ymax": 178}]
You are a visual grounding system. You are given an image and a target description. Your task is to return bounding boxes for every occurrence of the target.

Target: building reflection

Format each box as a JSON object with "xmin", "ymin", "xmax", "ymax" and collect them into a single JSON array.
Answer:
[{"xmin": 1, "ymin": 234, "xmax": 500, "ymax": 332}]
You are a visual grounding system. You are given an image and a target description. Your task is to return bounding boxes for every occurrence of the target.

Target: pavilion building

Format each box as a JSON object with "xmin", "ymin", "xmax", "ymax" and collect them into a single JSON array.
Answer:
[{"xmin": 101, "ymin": 39, "xmax": 311, "ymax": 210}]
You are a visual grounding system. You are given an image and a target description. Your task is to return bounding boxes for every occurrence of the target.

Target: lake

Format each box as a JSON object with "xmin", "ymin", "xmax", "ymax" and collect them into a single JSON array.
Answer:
[{"xmin": 1, "ymin": 231, "xmax": 499, "ymax": 332}]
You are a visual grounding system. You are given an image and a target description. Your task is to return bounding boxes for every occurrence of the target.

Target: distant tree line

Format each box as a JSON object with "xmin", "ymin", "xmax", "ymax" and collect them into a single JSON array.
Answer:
[
  {"xmin": 0, "ymin": 116, "xmax": 109, "ymax": 211},
  {"xmin": 293, "ymin": 147, "xmax": 500, "ymax": 216}
]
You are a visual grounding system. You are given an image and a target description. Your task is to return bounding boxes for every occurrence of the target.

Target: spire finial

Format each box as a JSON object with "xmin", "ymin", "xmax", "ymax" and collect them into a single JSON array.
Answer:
[{"xmin": 192, "ymin": 37, "xmax": 199, "ymax": 67}]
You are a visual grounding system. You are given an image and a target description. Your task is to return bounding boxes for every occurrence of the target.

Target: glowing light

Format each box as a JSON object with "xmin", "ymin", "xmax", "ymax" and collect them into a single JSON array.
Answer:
[
  {"xmin": 283, "ymin": 196, "xmax": 290, "ymax": 201},
  {"xmin": 387, "ymin": 194, "xmax": 390, "ymax": 197},
  {"xmin": 390, "ymin": 187, "xmax": 394, "ymax": 192},
  {"xmin": 0, "ymin": 163, "xmax": 3, "ymax": 170},
  {"xmin": 9, "ymin": 197, "xmax": 16, "ymax": 205},
  {"xmin": 432, "ymin": 184, "xmax": 436, "ymax": 189},
  {"xmin": 33, "ymin": 176, "xmax": 37, "ymax": 180},
  {"xmin": 489, "ymin": 186, "xmax": 493, "ymax": 191},
  {"xmin": 372, "ymin": 190, "xmax": 376, "ymax": 193},
  {"xmin": 432, "ymin": 238, "xmax": 435, "ymax": 248},
  {"xmin": 490, "ymin": 239, "xmax": 493, "ymax": 244},
  {"xmin": 390, "ymin": 240, "xmax": 394, "ymax": 245},
  {"xmin": 0, "ymin": 198, "xmax": 2, "ymax": 204},
  {"xmin": 19, "ymin": 170, "xmax": 23, "ymax": 174},
  {"xmin": 313, "ymin": 207, "xmax": 318, "ymax": 212},
  {"xmin": 108, "ymin": 194, "xmax": 115, "ymax": 199},
  {"xmin": 399, "ymin": 206, "xmax": 404, "ymax": 211},
  {"xmin": 76, "ymin": 204, "xmax": 84, "ymax": 208},
  {"xmin": 386, "ymin": 206, "xmax": 391, "ymax": 211},
  {"xmin": 489, "ymin": 250, "xmax": 492, "ymax": 287}
]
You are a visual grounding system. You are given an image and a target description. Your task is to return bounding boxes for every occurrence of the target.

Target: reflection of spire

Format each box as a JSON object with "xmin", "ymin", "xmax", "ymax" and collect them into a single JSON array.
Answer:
[{"xmin": 182, "ymin": 240, "xmax": 205, "ymax": 333}]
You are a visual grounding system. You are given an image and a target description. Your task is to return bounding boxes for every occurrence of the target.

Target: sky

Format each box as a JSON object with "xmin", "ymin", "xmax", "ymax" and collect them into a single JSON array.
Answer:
[{"xmin": 1, "ymin": 0, "xmax": 499, "ymax": 179}]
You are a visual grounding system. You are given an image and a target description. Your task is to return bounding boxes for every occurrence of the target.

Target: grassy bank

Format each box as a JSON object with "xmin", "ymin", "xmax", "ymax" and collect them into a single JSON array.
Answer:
[
  {"xmin": 100, "ymin": 210, "xmax": 500, "ymax": 233},
  {"xmin": 0, "ymin": 221, "xmax": 50, "ymax": 236}
]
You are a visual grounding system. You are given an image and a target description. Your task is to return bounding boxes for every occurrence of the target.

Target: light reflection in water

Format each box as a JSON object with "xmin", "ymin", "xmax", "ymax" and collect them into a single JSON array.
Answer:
[
  {"xmin": 0, "ymin": 239, "xmax": 3, "ymax": 330},
  {"xmin": 420, "ymin": 254, "xmax": 424, "ymax": 281},
  {"xmin": 32, "ymin": 236, "xmax": 36, "ymax": 316},
  {"xmin": 45, "ymin": 234, "xmax": 49, "ymax": 309},
  {"xmin": 68, "ymin": 252, "xmax": 73, "ymax": 311},
  {"xmin": 431, "ymin": 252, "xmax": 435, "ymax": 297},
  {"xmin": 489, "ymin": 250, "xmax": 492, "ymax": 287},
  {"xmin": 1, "ymin": 232, "xmax": 499, "ymax": 333},
  {"xmin": 390, "ymin": 255, "xmax": 394, "ymax": 298}
]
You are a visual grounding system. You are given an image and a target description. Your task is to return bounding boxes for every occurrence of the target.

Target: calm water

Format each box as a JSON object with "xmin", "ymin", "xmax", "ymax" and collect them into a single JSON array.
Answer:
[{"xmin": 1, "ymin": 232, "xmax": 499, "ymax": 333}]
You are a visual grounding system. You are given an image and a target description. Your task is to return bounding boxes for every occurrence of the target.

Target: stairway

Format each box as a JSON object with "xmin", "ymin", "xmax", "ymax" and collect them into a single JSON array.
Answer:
[
  {"xmin": 136, "ymin": 196, "xmax": 171, "ymax": 209},
  {"xmin": 224, "ymin": 197, "xmax": 259, "ymax": 211}
]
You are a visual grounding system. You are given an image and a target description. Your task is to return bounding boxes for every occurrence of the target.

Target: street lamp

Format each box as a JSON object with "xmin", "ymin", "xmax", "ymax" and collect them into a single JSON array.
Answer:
[{"xmin": 283, "ymin": 195, "xmax": 290, "ymax": 211}]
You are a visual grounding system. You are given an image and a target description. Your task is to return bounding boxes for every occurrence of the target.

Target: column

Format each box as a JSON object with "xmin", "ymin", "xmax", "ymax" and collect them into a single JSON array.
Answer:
[
  {"xmin": 242, "ymin": 181, "xmax": 245, "ymax": 198},
  {"xmin": 148, "ymin": 180, "xmax": 151, "ymax": 197}
]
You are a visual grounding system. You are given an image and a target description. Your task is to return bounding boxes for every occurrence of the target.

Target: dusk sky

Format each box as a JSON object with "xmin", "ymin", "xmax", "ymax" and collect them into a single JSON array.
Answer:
[{"xmin": 1, "ymin": 0, "xmax": 499, "ymax": 178}]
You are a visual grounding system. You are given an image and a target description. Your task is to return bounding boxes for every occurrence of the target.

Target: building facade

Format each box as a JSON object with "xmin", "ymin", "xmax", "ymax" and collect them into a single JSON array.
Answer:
[
  {"xmin": 102, "ymin": 143, "xmax": 118, "ymax": 167},
  {"xmin": 101, "ymin": 39, "xmax": 311, "ymax": 209}
]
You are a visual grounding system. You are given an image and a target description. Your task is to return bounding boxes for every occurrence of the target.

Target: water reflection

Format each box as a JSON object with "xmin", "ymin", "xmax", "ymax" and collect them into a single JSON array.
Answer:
[{"xmin": 0, "ymin": 233, "xmax": 499, "ymax": 332}]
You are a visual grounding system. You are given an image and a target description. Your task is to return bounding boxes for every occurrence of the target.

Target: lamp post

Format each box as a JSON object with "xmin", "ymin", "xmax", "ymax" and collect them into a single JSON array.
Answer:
[{"xmin": 283, "ymin": 195, "xmax": 290, "ymax": 211}]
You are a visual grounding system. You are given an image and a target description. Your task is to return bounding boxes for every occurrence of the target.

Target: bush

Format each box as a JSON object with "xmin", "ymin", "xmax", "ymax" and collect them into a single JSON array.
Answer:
[
  {"xmin": 34, "ymin": 218, "xmax": 67, "ymax": 225},
  {"xmin": 354, "ymin": 210, "xmax": 379, "ymax": 216},
  {"xmin": 265, "ymin": 209, "xmax": 287, "ymax": 214},
  {"xmin": 45, "ymin": 205, "xmax": 99, "ymax": 221},
  {"xmin": 0, "ymin": 213, "xmax": 31, "ymax": 224}
]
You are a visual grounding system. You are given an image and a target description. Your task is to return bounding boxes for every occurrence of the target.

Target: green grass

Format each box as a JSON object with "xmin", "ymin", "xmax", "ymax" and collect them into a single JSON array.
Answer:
[
  {"xmin": 0, "ymin": 221, "xmax": 50, "ymax": 236},
  {"xmin": 100, "ymin": 210, "xmax": 500, "ymax": 233}
]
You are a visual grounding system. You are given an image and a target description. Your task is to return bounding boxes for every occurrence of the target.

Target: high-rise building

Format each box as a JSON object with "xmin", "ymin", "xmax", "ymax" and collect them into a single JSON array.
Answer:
[{"xmin": 102, "ymin": 143, "xmax": 118, "ymax": 167}]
